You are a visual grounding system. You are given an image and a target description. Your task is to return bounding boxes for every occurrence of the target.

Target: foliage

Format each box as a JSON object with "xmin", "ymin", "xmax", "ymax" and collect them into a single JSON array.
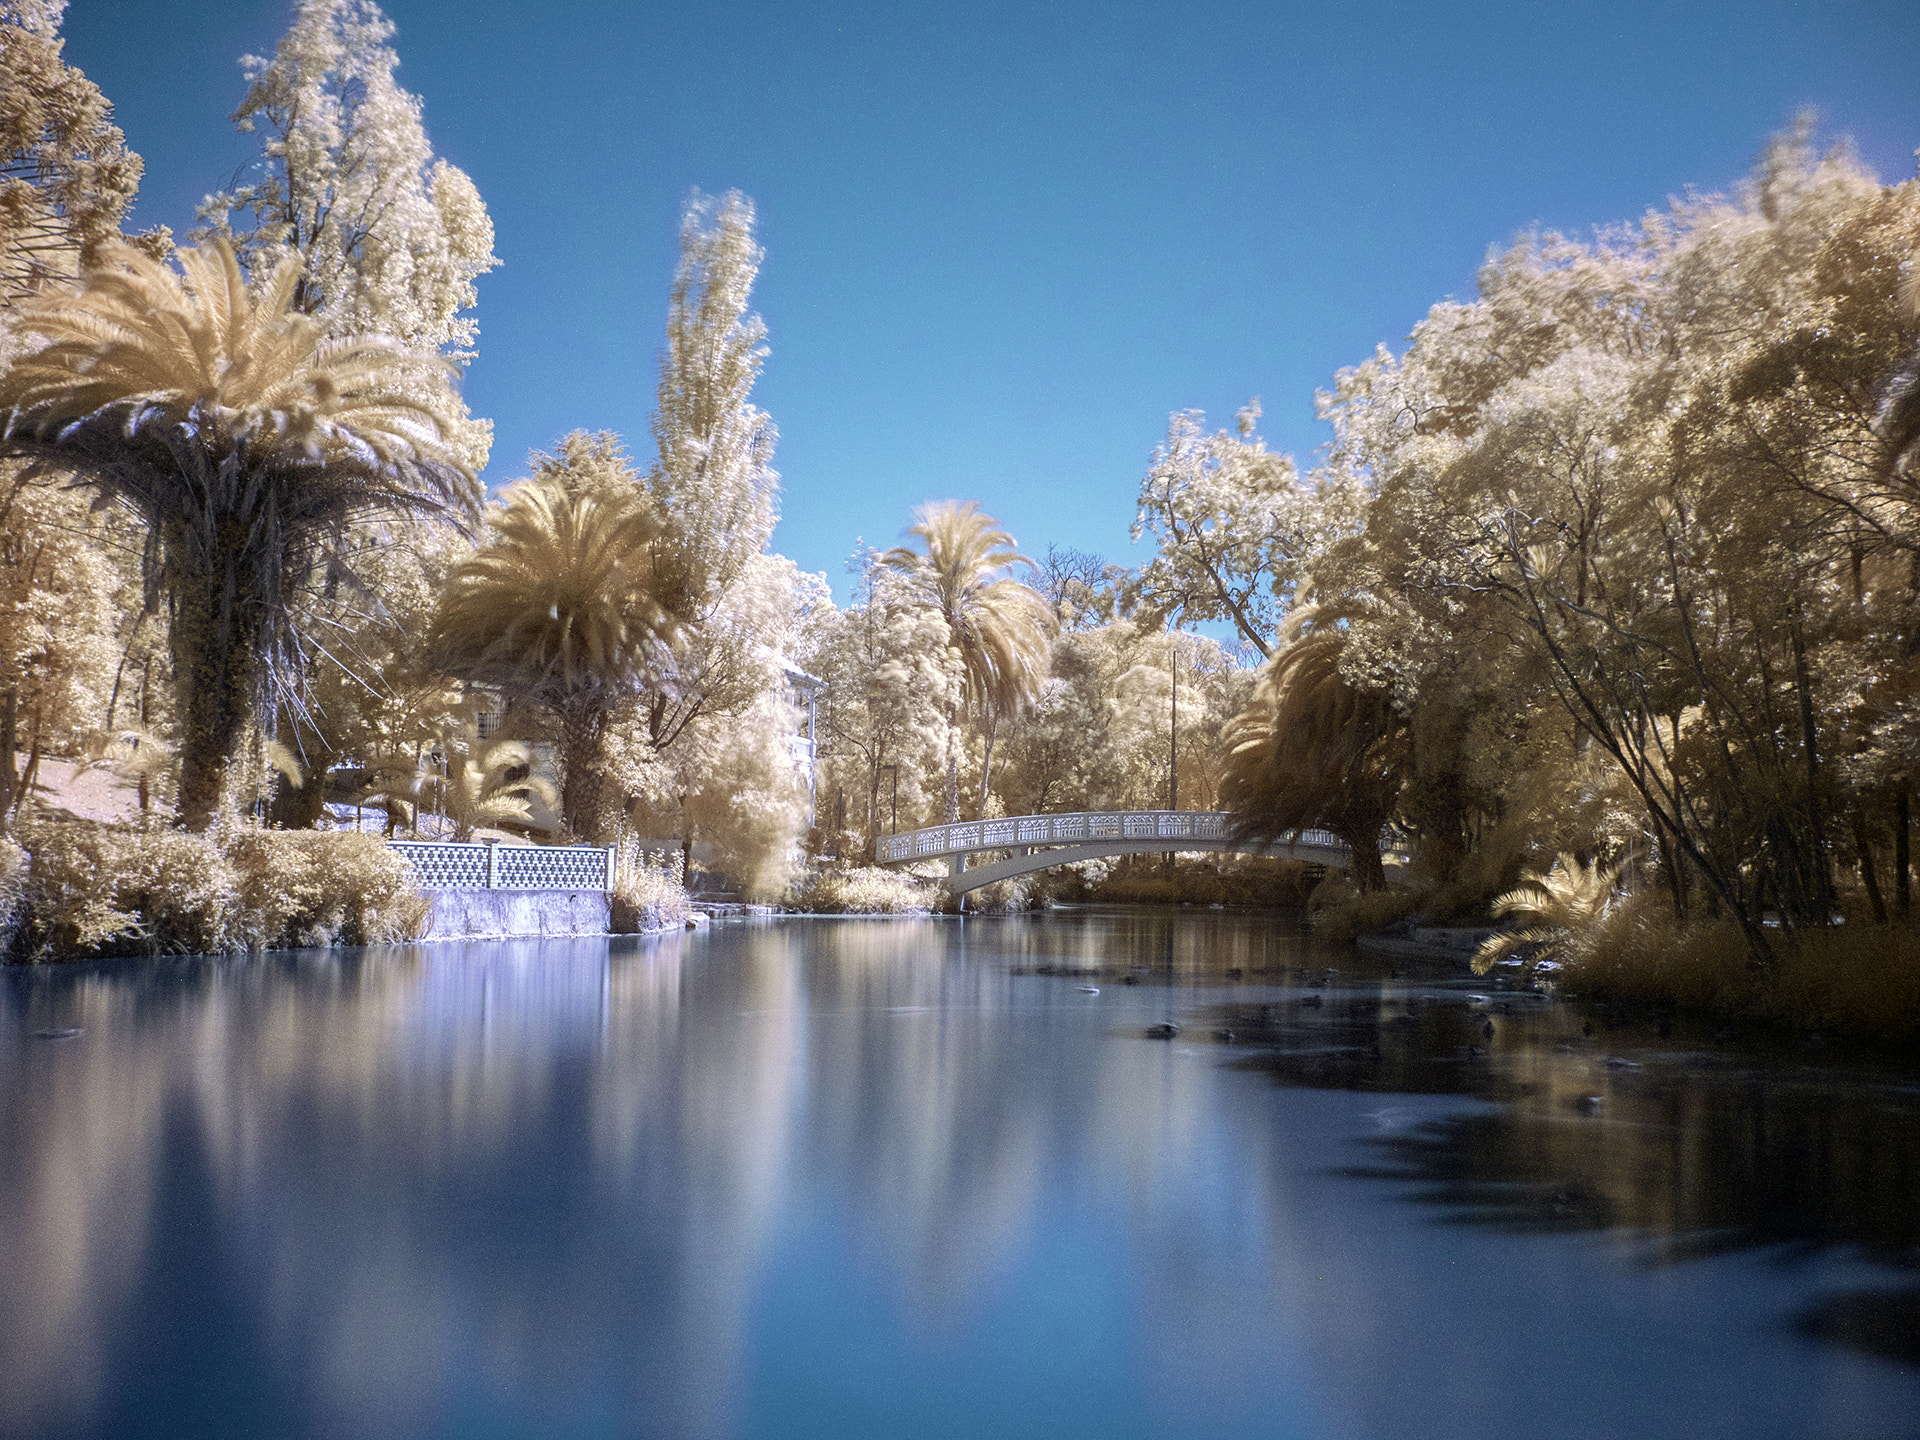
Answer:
[
  {"xmin": 646, "ymin": 188, "xmax": 778, "ymax": 619},
  {"xmin": 1253, "ymin": 124, "xmax": 1920, "ymax": 962},
  {"xmin": 429, "ymin": 453, "xmax": 681, "ymax": 839},
  {"xmin": 1305, "ymin": 879, "xmax": 1420, "ymax": 942},
  {"xmin": 990, "ymin": 619, "xmax": 1248, "ymax": 820},
  {"xmin": 1221, "ymin": 619, "xmax": 1405, "ymax": 890},
  {"xmin": 0, "ymin": 237, "xmax": 475, "ymax": 828},
  {"xmin": 0, "ymin": 476, "xmax": 117, "ymax": 819},
  {"xmin": 806, "ymin": 545, "xmax": 961, "ymax": 854},
  {"xmin": 1051, "ymin": 855, "xmax": 1320, "ymax": 909},
  {"xmin": 784, "ymin": 864, "xmax": 937, "ymax": 914},
  {"xmin": 609, "ymin": 857, "xmax": 691, "ymax": 933},
  {"xmin": 196, "ymin": 0, "xmax": 498, "ymax": 470},
  {"xmin": 439, "ymin": 737, "xmax": 555, "ymax": 841},
  {"xmin": 1471, "ymin": 852, "xmax": 1619, "ymax": 975},
  {"xmin": 266, "ymin": 520, "xmax": 467, "ymax": 830},
  {"xmin": 1557, "ymin": 891, "xmax": 1920, "ymax": 1043},
  {"xmin": 223, "ymin": 827, "xmax": 429, "ymax": 947},
  {"xmin": 1131, "ymin": 401, "xmax": 1364, "ymax": 657},
  {"xmin": 621, "ymin": 552, "xmax": 820, "ymax": 894},
  {"xmin": 0, "ymin": 0, "xmax": 163, "ymax": 311},
  {"xmin": 5, "ymin": 818, "xmax": 428, "ymax": 959},
  {"xmin": 883, "ymin": 500, "xmax": 1056, "ymax": 820}
]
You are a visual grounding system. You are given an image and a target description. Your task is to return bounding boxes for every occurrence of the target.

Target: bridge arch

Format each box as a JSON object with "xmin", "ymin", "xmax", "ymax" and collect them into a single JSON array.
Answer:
[{"xmin": 874, "ymin": 810, "xmax": 1367, "ymax": 895}]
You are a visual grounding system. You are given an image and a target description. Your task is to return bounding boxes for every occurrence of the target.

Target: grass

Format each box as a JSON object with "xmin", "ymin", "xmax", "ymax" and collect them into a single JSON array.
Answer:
[{"xmin": 1561, "ymin": 892, "xmax": 1920, "ymax": 1043}]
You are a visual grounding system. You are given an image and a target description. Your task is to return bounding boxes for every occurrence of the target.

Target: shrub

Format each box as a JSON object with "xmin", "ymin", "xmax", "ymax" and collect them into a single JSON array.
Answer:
[
  {"xmin": 966, "ymin": 874, "xmax": 1038, "ymax": 913},
  {"xmin": 225, "ymin": 830, "xmax": 431, "ymax": 948},
  {"xmin": 1044, "ymin": 855, "xmax": 1320, "ymax": 908},
  {"xmin": 7, "ymin": 819, "xmax": 431, "ymax": 960},
  {"xmin": 610, "ymin": 863, "xmax": 692, "ymax": 933},
  {"xmin": 785, "ymin": 865, "xmax": 937, "ymax": 914},
  {"xmin": 1562, "ymin": 893, "xmax": 1920, "ymax": 1042},
  {"xmin": 1309, "ymin": 874, "xmax": 1419, "ymax": 940}
]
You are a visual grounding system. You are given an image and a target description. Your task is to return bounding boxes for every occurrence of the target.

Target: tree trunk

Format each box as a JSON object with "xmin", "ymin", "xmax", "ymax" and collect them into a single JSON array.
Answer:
[
  {"xmin": 0, "ymin": 688, "xmax": 15, "ymax": 820},
  {"xmin": 1344, "ymin": 829, "xmax": 1387, "ymax": 893},
  {"xmin": 978, "ymin": 713, "xmax": 998, "ymax": 822},
  {"xmin": 1899, "ymin": 789, "xmax": 1912, "ymax": 920},
  {"xmin": 943, "ymin": 707, "xmax": 961, "ymax": 824},
  {"xmin": 559, "ymin": 697, "xmax": 611, "ymax": 841},
  {"xmin": 169, "ymin": 560, "xmax": 260, "ymax": 833},
  {"xmin": 17, "ymin": 709, "xmax": 43, "ymax": 815},
  {"xmin": 1852, "ymin": 811, "xmax": 1887, "ymax": 924}
]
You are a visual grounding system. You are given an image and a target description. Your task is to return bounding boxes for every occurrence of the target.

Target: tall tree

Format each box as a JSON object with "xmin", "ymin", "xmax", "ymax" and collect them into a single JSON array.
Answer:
[
  {"xmin": 646, "ymin": 188, "xmax": 778, "ymax": 619},
  {"xmin": 197, "ymin": 0, "xmax": 498, "ymax": 471},
  {"xmin": 0, "ymin": 238, "xmax": 475, "ymax": 830},
  {"xmin": 884, "ymin": 501, "xmax": 1055, "ymax": 821},
  {"xmin": 631, "ymin": 189, "xmax": 789, "ymax": 784},
  {"xmin": 0, "ymin": 0, "xmax": 160, "ymax": 308}
]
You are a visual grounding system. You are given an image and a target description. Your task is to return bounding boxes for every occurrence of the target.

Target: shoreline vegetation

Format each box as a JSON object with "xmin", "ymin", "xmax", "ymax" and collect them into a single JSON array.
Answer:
[
  {"xmin": 0, "ymin": 816, "xmax": 700, "ymax": 962},
  {"xmin": 5, "ymin": 813, "xmax": 1916, "ymax": 1050},
  {"xmin": 2, "ymin": 4, "xmax": 1916, "ymax": 1051}
]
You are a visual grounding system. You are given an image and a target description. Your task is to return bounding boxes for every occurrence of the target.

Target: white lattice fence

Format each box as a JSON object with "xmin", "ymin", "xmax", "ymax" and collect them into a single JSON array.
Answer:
[{"xmin": 390, "ymin": 842, "xmax": 615, "ymax": 892}]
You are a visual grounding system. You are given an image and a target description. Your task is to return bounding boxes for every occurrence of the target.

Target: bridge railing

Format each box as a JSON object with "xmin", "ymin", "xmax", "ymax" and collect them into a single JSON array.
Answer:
[
  {"xmin": 389, "ymin": 841, "xmax": 616, "ymax": 892},
  {"xmin": 875, "ymin": 811, "xmax": 1350, "ymax": 864}
]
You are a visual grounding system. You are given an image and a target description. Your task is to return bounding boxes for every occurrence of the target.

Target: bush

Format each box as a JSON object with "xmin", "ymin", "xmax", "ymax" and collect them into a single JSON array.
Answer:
[
  {"xmin": 1562, "ymin": 893, "xmax": 1920, "ymax": 1042},
  {"xmin": 785, "ymin": 864, "xmax": 938, "ymax": 914},
  {"xmin": 1045, "ymin": 855, "xmax": 1320, "ymax": 908},
  {"xmin": 1308, "ymin": 873, "xmax": 1420, "ymax": 940},
  {"xmin": 965, "ymin": 874, "xmax": 1039, "ymax": 912},
  {"xmin": 6, "ymin": 819, "xmax": 431, "ymax": 960},
  {"xmin": 610, "ymin": 863, "xmax": 692, "ymax": 933},
  {"xmin": 225, "ymin": 830, "xmax": 431, "ymax": 949}
]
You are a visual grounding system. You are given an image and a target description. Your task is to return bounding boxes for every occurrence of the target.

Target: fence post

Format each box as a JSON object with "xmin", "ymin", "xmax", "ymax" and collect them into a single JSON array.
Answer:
[
  {"xmin": 485, "ymin": 841, "xmax": 498, "ymax": 890},
  {"xmin": 604, "ymin": 846, "xmax": 616, "ymax": 892}
]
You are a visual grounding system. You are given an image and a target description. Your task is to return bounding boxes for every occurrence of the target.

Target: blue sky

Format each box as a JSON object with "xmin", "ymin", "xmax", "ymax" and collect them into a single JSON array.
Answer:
[{"xmin": 61, "ymin": 0, "xmax": 1920, "ymax": 603}]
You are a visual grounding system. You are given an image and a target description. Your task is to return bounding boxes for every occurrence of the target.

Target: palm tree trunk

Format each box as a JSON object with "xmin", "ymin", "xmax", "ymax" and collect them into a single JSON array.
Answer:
[
  {"xmin": 978, "ymin": 712, "xmax": 998, "ymax": 822},
  {"xmin": 560, "ymin": 696, "xmax": 610, "ymax": 841},
  {"xmin": 169, "ymin": 559, "xmax": 261, "ymax": 833},
  {"xmin": 944, "ymin": 704, "xmax": 961, "ymax": 824}
]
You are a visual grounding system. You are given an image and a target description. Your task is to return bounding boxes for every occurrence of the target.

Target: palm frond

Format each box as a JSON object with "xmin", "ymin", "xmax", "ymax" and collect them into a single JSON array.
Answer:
[{"xmin": 883, "ymin": 500, "xmax": 1056, "ymax": 716}]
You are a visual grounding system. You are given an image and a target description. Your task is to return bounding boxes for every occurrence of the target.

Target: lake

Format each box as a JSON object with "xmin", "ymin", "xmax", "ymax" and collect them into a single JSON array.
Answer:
[{"xmin": 2, "ymin": 911, "xmax": 1917, "ymax": 1440}]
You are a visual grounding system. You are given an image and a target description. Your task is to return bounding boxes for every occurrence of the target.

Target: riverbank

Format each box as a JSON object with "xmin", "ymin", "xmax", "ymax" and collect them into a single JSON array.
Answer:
[{"xmin": 1350, "ymin": 912, "xmax": 1920, "ymax": 1051}]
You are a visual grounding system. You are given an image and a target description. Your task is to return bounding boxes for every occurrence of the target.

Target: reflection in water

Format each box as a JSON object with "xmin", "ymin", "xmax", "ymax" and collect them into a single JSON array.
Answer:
[{"xmin": 1, "ymin": 915, "xmax": 1917, "ymax": 1440}]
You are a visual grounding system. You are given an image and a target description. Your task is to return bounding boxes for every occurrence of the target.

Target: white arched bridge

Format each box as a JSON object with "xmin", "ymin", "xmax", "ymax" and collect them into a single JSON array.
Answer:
[{"xmin": 875, "ymin": 810, "xmax": 1368, "ymax": 895}]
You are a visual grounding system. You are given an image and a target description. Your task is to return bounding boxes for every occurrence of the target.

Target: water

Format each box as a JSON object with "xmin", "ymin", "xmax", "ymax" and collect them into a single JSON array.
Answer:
[{"xmin": 1, "ymin": 912, "xmax": 1916, "ymax": 1440}]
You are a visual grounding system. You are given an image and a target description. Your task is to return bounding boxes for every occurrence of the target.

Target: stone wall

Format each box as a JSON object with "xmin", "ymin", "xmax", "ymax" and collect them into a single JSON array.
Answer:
[{"xmin": 422, "ymin": 889, "xmax": 611, "ymax": 940}]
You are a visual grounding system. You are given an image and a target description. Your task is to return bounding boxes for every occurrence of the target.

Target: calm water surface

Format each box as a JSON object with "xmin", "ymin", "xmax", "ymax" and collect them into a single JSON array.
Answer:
[{"xmin": 2, "ymin": 912, "xmax": 1916, "ymax": 1440}]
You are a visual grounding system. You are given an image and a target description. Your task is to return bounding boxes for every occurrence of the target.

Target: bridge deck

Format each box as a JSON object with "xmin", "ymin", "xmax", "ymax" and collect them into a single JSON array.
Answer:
[{"xmin": 874, "ymin": 811, "xmax": 1358, "ymax": 894}]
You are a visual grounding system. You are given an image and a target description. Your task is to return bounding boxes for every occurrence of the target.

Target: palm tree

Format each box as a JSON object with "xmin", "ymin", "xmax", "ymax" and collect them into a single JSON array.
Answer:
[
  {"xmin": 441, "ymin": 738, "xmax": 558, "ymax": 842},
  {"xmin": 428, "ymin": 474, "xmax": 683, "ymax": 840},
  {"xmin": 884, "ymin": 501, "xmax": 1056, "ymax": 821},
  {"xmin": 1470, "ymin": 853, "xmax": 1619, "ymax": 977},
  {"xmin": 0, "ymin": 238, "xmax": 473, "ymax": 829},
  {"xmin": 1220, "ymin": 622, "xmax": 1407, "ymax": 891}
]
